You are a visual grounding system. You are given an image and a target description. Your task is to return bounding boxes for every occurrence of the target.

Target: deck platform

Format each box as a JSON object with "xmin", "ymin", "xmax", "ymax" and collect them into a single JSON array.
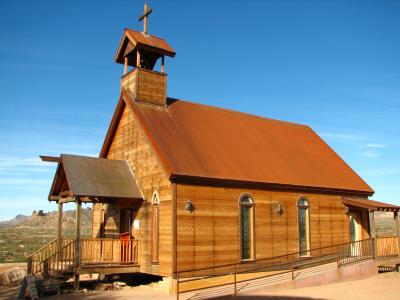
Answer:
[{"xmin": 77, "ymin": 263, "xmax": 140, "ymax": 275}]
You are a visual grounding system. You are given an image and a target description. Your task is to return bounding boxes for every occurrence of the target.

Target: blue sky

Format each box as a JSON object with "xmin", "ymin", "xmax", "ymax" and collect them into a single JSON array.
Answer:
[{"xmin": 0, "ymin": 0, "xmax": 399, "ymax": 220}]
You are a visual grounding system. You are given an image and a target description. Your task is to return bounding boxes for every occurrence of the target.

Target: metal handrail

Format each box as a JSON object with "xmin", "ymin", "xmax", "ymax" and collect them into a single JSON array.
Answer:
[{"xmin": 175, "ymin": 237, "xmax": 394, "ymax": 299}]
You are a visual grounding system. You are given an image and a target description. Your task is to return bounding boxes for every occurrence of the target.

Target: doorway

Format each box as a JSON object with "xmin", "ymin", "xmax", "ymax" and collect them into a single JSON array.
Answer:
[
  {"xmin": 120, "ymin": 209, "xmax": 133, "ymax": 235},
  {"xmin": 349, "ymin": 212, "xmax": 362, "ymax": 256}
]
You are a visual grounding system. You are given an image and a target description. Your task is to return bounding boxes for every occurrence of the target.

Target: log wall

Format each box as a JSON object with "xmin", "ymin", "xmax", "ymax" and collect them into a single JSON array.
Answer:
[
  {"xmin": 92, "ymin": 103, "xmax": 173, "ymax": 276},
  {"xmin": 176, "ymin": 184, "xmax": 361, "ymax": 272}
]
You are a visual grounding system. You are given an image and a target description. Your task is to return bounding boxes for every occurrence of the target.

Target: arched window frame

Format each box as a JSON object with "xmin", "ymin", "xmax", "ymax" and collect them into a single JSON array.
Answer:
[
  {"xmin": 151, "ymin": 190, "xmax": 160, "ymax": 263},
  {"xmin": 297, "ymin": 196, "xmax": 311, "ymax": 257},
  {"xmin": 238, "ymin": 193, "xmax": 255, "ymax": 261}
]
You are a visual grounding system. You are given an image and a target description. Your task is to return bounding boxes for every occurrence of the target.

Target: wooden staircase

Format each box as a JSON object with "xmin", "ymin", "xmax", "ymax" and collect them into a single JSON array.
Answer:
[{"xmin": 27, "ymin": 239, "xmax": 76, "ymax": 280}]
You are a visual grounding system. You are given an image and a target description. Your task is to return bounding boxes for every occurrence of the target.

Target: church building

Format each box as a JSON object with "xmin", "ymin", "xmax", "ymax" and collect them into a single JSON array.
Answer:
[{"xmin": 35, "ymin": 4, "xmax": 400, "ymax": 294}]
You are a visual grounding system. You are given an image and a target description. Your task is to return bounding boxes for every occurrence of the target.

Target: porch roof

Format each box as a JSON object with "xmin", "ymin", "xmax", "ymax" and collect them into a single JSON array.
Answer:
[
  {"xmin": 44, "ymin": 154, "xmax": 142, "ymax": 201},
  {"xmin": 343, "ymin": 198, "xmax": 400, "ymax": 212}
]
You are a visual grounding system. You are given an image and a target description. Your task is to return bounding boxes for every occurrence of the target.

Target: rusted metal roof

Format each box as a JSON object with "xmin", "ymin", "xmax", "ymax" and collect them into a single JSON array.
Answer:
[
  {"xmin": 120, "ymin": 93, "xmax": 374, "ymax": 195},
  {"xmin": 49, "ymin": 154, "xmax": 142, "ymax": 201},
  {"xmin": 343, "ymin": 198, "xmax": 400, "ymax": 211},
  {"xmin": 115, "ymin": 28, "xmax": 175, "ymax": 65}
]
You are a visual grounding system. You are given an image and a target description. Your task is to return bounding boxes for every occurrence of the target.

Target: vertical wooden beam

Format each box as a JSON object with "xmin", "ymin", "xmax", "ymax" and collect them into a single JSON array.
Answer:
[
  {"xmin": 74, "ymin": 198, "xmax": 81, "ymax": 291},
  {"xmin": 369, "ymin": 209, "xmax": 376, "ymax": 258},
  {"xmin": 172, "ymin": 183, "xmax": 177, "ymax": 279},
  {"xmin": 124, "ymin": 56, "xmax": 128, "ymax": 75},
  {"xmin": 57, "ymin": 202, "xmax": 63, "ymax": 255},
  {"xmin": 136, "ymin": 50, "xmax": 141, "ymax": 68},
  {"xmin": 394, "ymin": 211, "xmax": 400, "ymax": 256},
  {"xmin": 161, "ymin": 56, "xmax": 165, "ymax": 73},
  {"xmin": 369, "ymin": 209, "xmax": 376, "ymax": 238}
]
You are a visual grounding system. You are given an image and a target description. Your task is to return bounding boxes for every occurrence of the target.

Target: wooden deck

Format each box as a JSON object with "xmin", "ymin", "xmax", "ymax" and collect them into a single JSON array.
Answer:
[{"xmin": 28, "ymin": 238, "xmax": 140, "ymax": 279}]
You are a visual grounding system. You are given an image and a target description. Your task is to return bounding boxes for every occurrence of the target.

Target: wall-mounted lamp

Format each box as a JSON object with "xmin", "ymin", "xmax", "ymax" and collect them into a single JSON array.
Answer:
[
  {"xmin": 272, "ymin": 203, "xmax": 283, "ymax": 215},
  {"xmin": 185, "ymin": 200, "xmax": 195, "ymax": 213},
  {"xmin": 344, "ymin": 206, "xmax": 350, "ymax": 215}
]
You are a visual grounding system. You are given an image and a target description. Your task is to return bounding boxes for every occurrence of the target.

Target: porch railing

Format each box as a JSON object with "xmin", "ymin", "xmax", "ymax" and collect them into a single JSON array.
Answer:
[
  {"xmin": 28, "ymin": 238, "xmax": 139, "ymax": 277},
  {"xmin": 81, "ymin": 238, "xmax": 138, "ymax": 264},
  {"xmin": 376, "ymin": 236, "xmax": 399, "ymax": 259},
  {"xmin": 28, "ymin": 240, "xmax": 75, "ymax": 277}
]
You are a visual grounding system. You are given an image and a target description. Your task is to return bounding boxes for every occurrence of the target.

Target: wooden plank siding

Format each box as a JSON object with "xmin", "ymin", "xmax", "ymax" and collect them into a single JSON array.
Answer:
[
  {"xmin": 92, "ymin": 104, "xmax": 173, "ymax": 276},
  {"xmin": 176, "ymin": 184, "xmax": 355, "ymax": 273}
]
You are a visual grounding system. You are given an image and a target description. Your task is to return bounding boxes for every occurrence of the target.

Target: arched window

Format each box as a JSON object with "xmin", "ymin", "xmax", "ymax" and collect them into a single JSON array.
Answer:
[
  {"xmin": 239, "ymin": 194, "xmax": 255, "ymax": 260},
  {"xmin": 151, "ymin": 191, "xmax": 160, "ymax": 263},
  {"xmin": 297, "ymin": 197, "xmax": 310, "ymax": 257}
]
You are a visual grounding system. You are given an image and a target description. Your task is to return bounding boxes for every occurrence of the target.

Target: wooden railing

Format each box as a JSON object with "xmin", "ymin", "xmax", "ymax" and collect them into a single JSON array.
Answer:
[
  {"xmin": 81, "ymin": 238, "xmax": 138, "ymax": 264},
  {"xmin": 28, "ymin": 238, "xmax": 139, "ymax": 277},
  {"xmin": 27, "ymin": 238, "xmax": 73, "ymax": 275},
  {"xmin": 28, "ymin": 238, "xmax": 57, "ymax": 270},
  {"xmin": 42, "ymin": 240, "xmax": 76, "ymax": 279},
  {"xmin": 376, "ymin": 236, "xmax": 399, "ymax": 259},
  {"xmin": 28, "ymin": 239, "xmax": 75, "ymax": 277}
]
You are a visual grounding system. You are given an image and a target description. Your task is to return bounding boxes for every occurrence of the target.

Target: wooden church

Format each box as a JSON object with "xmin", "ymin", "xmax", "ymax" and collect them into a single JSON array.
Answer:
[{"xmin": 35, "ymin": 3, "xmax": 400, "ymax": 294}]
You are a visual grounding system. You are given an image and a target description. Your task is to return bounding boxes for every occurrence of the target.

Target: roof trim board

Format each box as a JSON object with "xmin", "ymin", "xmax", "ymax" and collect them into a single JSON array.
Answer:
[{"xmin": 343, "ymin": 198, "xmax": 400, "ymax": 212}]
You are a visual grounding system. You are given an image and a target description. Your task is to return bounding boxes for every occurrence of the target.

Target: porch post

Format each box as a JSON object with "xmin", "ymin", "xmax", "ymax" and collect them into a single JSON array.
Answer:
[
  {"xmin": 369, "ymin": 209, "xmax": 377, "ymax": 258},
  {"xmin": 56, "ymin": 201, "xmax": 63, "ymax": 254},
  {"xmin": 394, "ymin": 211, "xmax": 400, "ymax": 256},
  {"xmin": 124, "ymin": 56, "xmax": 128, "ymax": 75},
  {"xmin": 74, "ymin": 198, "xmax": 81, "ymax": 291}
]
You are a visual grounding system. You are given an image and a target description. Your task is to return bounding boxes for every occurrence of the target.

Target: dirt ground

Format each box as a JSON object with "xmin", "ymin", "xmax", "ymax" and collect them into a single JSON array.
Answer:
[
  {"xmin": 0, "ymin": 272, "xmax": 399, "ymax": 300},
  {"xmin": 232, "ymin": 272, "xmax": 400, "ymax": 300}
]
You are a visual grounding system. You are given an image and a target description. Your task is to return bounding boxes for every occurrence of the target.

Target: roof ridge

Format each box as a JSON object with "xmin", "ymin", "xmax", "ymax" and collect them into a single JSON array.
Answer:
[{"xmin": 167, "ymin": 97, "xmax": 310, "ymax": 129}]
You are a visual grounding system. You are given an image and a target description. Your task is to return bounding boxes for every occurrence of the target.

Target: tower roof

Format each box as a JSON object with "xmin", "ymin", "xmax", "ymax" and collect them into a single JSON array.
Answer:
[{"xmin": 115, "ymin": 28, "xmax": 175, "ymax": 67}]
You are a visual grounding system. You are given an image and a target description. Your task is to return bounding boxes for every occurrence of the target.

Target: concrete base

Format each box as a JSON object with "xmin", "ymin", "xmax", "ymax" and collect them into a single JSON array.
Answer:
[
  {"xmin": 339, "ymin": 260, "xmax": 377, "ymax": 281},
  {"xmin": 163, "ymin": 260, "xmax": 380, "ymax": 296}
]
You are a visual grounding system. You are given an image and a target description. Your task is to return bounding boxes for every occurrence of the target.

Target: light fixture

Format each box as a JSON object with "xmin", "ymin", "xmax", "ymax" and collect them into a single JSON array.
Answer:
[
  {"xmin": 185, "ymin": 200, "xmax": 194, "ymax": 213},
  {"xmin": 273, "ymin": 203, "xmax": 283, "ymax": 215}
]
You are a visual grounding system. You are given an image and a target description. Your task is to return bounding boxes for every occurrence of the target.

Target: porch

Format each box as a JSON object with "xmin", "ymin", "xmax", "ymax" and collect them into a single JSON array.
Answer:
[
  {"xmin": 28, "ymin": 238, "xmax": 139, "ymax": 279},
  {"xmin": 31, "ymin": 154, "xmax": 144, "ymax": 289}
]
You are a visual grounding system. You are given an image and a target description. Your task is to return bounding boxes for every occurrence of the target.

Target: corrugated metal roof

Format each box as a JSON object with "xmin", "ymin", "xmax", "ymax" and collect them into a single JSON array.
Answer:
[
  {"xmin": 50, "ymin": 154, "xmax": 142, "ymax": 200},
  {"xmin": 343, "ymin": 198, "xmax": 400, "ymax": 211},
  {"xmin": 125, "ymin": 29, "xmax": 175, "ymax": 56},
  {"xmin": 123, "ymin": 93, "xmax": 374, "ymax": 195},
  {"xmin": 115, "ymin": 28, "xmax": 175, "ymax": 65}
]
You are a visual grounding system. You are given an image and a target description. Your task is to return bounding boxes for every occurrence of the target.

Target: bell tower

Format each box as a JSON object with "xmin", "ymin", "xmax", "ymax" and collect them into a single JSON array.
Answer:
[{"xmin": 114, "ymin": 3, "xmax": 175, "ymax": 107}]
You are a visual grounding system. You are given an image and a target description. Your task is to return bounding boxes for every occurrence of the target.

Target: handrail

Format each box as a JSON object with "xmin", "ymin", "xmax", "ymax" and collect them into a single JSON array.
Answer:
[
  {"xmin": 175, "ymin": 238, "xmax": 389, "ymax": 299},
  {"xmin": 40, "ymin": 240, "xmax": 76, "ymax": 279},
  {"xmin": 28, "ymin": 238, "xmax": 57, "ymax": 257},
  {"xmin": 177, "ymin": 238, "xmax": 373, "ymax": 275},
  {"xmin": 81, "ymin": 238, "xmax": 139, "ymax": 264}
]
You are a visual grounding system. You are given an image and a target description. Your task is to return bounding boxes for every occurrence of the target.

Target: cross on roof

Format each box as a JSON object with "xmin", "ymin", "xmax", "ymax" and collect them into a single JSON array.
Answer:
[{"xmin": 138, "ymin": 3, "xmax": 153, "ymax": 35}]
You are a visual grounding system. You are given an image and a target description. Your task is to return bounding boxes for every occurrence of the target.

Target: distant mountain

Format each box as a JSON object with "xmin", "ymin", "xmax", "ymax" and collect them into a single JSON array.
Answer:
[
  {"xmin": 0, "ymin": 214, "xmax": 30, "ymax": 227},
  {"xmin": 0, "ymin": 208, "xmax": 93, "ymax": 263},
  {"xmin": 0, "ymin": 208, "xmax": 92, "ymax": 234}
]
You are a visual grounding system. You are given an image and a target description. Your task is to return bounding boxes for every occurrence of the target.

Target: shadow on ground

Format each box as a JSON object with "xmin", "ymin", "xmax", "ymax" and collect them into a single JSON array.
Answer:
[{"xmin": 210, "ymin": 296, "xmax": 326, "ymax": 300}]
